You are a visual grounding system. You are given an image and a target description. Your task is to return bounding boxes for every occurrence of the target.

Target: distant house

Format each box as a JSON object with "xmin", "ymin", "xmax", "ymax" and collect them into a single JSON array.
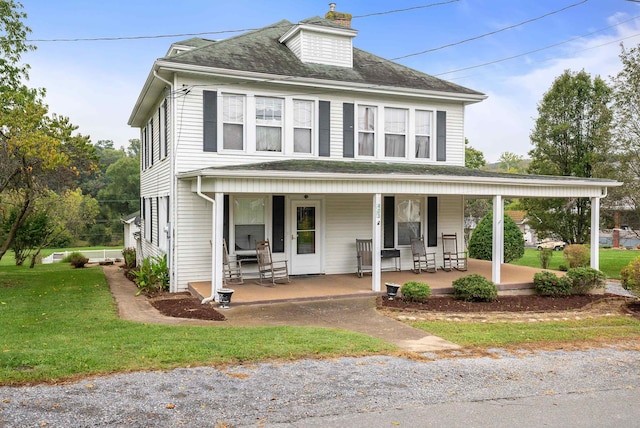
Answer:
[
  {"xmin": 121, "ymin": 211, "xmax": 140, "ymax": 249},
  {"xmin": 128, "ymin": 5, "xmax": 620, "ymax": 300}
]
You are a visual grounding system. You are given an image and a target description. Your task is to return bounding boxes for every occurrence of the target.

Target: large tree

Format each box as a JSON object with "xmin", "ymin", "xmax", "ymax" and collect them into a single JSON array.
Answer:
[
  {"xmin": 521, "ymin": 69, "xmax": 612, "ymax": 244},
  {"xmin": 609, "ymin": 43, "xmax": 640, "ymax": 232},
  {"xmin": 0, "ymin": 0, "xmax": 96, "ymax": 260}
]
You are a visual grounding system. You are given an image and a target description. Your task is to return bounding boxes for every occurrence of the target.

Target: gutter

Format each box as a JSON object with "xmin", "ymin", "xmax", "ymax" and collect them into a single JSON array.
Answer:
[{"xmin": 196, "ymin": 175, "xmax": 218, "ymax": 304}]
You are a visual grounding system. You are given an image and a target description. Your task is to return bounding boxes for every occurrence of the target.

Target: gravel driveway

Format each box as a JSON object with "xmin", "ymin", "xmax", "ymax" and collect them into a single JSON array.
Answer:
[{"xmin": 1, "ymin": 348, "xmax": 639, "ymax": 427}]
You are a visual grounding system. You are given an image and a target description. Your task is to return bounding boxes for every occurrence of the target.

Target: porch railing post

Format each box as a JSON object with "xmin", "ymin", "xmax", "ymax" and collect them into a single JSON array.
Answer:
[
  {"xmin": 492, "ymin": 195, "xmax": 504, "ymax": 284},
  {"xmin": 591, "ymin": 197, "xmax": 600, "ymax": 270},
  {"xmin": 372, "ymin": 193, "xmax": 382, "ymax": 292}
]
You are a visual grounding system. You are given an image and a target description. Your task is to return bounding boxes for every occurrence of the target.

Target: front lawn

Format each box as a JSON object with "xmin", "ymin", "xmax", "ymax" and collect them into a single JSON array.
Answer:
[
  {"xmin": 510, "ymin": 248, "xmax": 640, "ymax": 279},
  {"xmin": 413, "ymin": 317, "xmax": 640, "ymax": 348},
  {"xmin": 0, "ymin": 264, "xmax": 394, "ymax": 385}
]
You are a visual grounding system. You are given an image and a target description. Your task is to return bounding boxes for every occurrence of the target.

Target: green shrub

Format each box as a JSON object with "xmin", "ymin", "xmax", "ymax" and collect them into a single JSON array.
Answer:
[
  {"xmin": 533, "ymin": 271, "xmax": 572, "ymax": 297},
  {"xmin": 122, "ymin": 247, "xmax": 137, "ymax": 269},
  {"xmin": 132, "ymin": 254, "xmax": 169, "ymax": 296},
  {"xmin": 566, "ymin": 267, "xmax": 606, "ymax": 295},
  {"xmin": 620, "ymin": 256, "xmax": 640, "ymax": 295},
  {"xmin": 538, "ymin": 248, "xmax": 553, "ymax": 269},
  {"xmin": 63, "ymin": 251, "xmax": 89, "ymax": 268},
  {"xmin": 562, "ymin": 244, "xmax": 590, "ymax": 268},
  {"xmin": 452, "ymin": 274, "xmax": 498, "ymax": 302},
  {"xmin": 401, "ymin": 281, "xmax": 431, "ymax": 302},
  {"xmin": 468, "ymin": 212, "xmax": 525, "ymax": 263}
]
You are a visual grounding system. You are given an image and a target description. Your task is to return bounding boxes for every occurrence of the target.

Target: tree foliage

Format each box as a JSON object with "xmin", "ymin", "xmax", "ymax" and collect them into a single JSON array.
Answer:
[
  {"xmin": 468, "ymin": 211, "xmax": 525, "ymax": 263},
  {"xmin": 464, "ymin": 138, "xmax": 486, "ymax": 169},
  {"xmin": 521, "ymin": 69, "xmax": 612, "ymax": 244},
  {"xmin": 0, "ymin": 1, "xmax": 97, "ymax": 260},
  {"xmin": 497, "ymin": 152, "xmax": 526, "ymax": 173},
  {"xmin": 608, "ymin": 43, "xmax": 640, "ymax": 234}
]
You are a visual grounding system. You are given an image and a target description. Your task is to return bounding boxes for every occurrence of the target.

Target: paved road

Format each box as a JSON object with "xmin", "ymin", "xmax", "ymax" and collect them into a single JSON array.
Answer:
[{"xmin": 1, "ymin": 348, "xmax": 638, "ymax": 427}]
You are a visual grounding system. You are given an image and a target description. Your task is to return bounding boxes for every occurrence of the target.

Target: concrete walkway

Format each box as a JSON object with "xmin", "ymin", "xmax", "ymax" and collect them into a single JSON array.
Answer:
[{"xmin": 103, "ymin": 264, "xmax": 460, "ymax": 352}]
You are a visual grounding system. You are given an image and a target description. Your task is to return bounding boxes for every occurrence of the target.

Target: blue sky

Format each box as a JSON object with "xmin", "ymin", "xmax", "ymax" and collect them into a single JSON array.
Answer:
[{"xmin": 19, "ymin": 0, "xmax": 640, "ymax": 162}]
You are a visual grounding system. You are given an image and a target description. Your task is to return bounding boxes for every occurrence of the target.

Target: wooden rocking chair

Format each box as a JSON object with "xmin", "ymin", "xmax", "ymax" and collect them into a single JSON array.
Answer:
[
  {"xmin": 441, "ymin": 233, "xmax": 467, "ymax": 271},
  {"xmin": 356, "ymin": 239, "xmax": 373, "ymax": 277},
  {"xmin": 410, "ymin": 238, "xmax": 436, "ymax": 273},
  {"xmin": 222, "ymin": 239, "xmax": 243, "ymax": 285},
  {"xmin": 255, "ymin": 240, "xmax": 290, "ymax": 286}
]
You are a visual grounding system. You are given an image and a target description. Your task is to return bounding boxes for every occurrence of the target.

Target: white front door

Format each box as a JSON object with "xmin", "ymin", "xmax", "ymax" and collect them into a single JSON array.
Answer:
[{"xmin": 290, "ymin": 200, "xmax": 322, "ymax": 275}]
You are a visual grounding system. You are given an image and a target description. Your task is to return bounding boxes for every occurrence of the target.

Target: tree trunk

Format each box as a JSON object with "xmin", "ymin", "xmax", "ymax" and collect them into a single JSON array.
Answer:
[{"xmin": 0, "ymin": 197, "xmax": 31, "ymax": 261}]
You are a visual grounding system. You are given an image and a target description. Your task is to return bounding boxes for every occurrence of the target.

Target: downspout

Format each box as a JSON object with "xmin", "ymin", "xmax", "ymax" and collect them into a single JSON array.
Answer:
[
  {"xmin": 196, "ymin": 175, "xmax": 217, "ymax": 304},
  {"xmin": 153, "ymin": 70, "xmax": 176, "ymax": 291}
]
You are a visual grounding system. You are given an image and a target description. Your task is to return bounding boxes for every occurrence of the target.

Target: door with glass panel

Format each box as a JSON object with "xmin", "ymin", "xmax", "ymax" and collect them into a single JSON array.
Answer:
[{"xmin": 290, "ymin": 200, "xmax": 322, "ymax": 274}]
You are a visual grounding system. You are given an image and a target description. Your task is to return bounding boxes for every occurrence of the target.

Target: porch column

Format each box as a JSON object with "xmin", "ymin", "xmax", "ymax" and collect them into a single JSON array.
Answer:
[
  {"xmin": 591, "ymin": 197, "xmax": 600, "ymax": 270},
  {"xmin": 492, "ymin": 195, "xmax": 504, "ymax": 284},
  {"xmin": 212, "ymin": 192, "xmax": 224, "ymax": 301},
  {"xmin": 372, "ymin": 193, "xmax": 382, "ymax": 292}
]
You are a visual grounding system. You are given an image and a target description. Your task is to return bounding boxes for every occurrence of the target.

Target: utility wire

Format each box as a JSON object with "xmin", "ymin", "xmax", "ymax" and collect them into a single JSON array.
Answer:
[
  {"xmin": 390, "ymin": 0, "xmax": 589, "ymax": 61},
  {"xmin": 435, "ymin": 14, "xmax": 640, "ymax": 76},
  {"xmin": 24, "ymin": 1, "xmax": 459, "ymax": 43}
]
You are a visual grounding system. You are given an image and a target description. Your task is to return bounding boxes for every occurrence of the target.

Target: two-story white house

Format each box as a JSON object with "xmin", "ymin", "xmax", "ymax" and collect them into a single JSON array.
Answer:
[{"xmin": 128, "ymin": 9, "xmax": 618, "ymax": 301}]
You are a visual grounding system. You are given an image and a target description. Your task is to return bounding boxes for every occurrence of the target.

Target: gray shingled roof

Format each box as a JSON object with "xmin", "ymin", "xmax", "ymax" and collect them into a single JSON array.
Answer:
[
  {"xmin": 201, "ymin": 159, "xmax": 618, "ymax": 184},
  {"xmin": 163, "ymin": 18, "xmax": 483, "ymax": 96}
]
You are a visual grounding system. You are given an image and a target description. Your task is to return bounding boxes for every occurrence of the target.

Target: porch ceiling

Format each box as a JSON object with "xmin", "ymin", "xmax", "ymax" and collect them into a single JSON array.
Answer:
[{"xmin": 179, "ymin": 160, "xmax": 620, "ymax": 198}]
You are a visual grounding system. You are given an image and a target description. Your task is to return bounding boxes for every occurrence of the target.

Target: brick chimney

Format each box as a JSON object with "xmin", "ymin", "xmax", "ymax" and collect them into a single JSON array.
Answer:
[{"xmin": 325, "ymin": 3, "xmax": 352, "ymax": 28}]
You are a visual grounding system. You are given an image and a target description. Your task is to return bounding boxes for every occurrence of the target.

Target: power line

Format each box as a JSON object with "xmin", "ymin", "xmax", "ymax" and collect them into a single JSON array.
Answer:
[
  {"xmin": 24, "ymin": 1, "xmax": 459, "ymax": 43},
  {"xmin": 390, "ymin": 0, "xmax": 589, "ymax": 61},
  {"xmin": 434, "ymin": 14, "xmax": 640, "ymax": 76}
]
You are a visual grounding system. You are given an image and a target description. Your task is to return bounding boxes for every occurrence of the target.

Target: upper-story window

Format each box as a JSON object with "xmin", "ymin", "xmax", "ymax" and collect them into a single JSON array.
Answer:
[
  {"xmin": 358, "ymin": 105, "xmax": 376, "ymax": 156},
  {"xmin": 385, "ymin": 108, "xmax": 407, "ymax": 158},
  {"xmin": 223, "ymin": 94, "xmax": 245, "ymax": 150},
  {"xmin": 415, "ymin": 110, "xmax": 432, "ymax": 158},
  {"xmin": 256, "ymin": 97, "xmax": 283, "ymax": 152},
  {"xmin": 293, "ymin": 100, "xmax": 313, "ymax": 153}
]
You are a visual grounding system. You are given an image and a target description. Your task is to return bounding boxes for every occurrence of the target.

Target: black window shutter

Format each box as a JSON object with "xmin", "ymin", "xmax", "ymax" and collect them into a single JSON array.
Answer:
[
  {"xmin": 427, "ymin": 197, "xmax": 438, "ymax": 247},
  {"xmin": 163, "ymin": 99, "xmax": 169, "ymax": 157},
  {"xmin": 272, "ymin": 196, "xmax": 285, "ymax": 253},
  {"xmin": 343, "ymin": 103, "xmax": 354, "ymax": 158},
  {"xmin": 319, "ymin": 101, "xmax": 330, "ymax": 157},
  {"xmin": 223, "ymin": 195, "xmax": 229, "ymax": 248},
  {"xmin": 203, "ymin": 91, "xmax": 218, "ymax": 152},
  {"xmin": 155, "ymin": 197, "xmax": 159, "ymax": 245},
  {"xmin": 149, "ymin": 198, "xmax": 153, "ymax": 243},
  {"xmin": 436, "ymin": 111, "xmax": 446, "ymax": 161},
  {"xmin": 150, "ymin": 118, "xmax": 154, "ymax": 166},
  {"xmin": 383, "ymin": 196, "xmax": 395, "ymax": 248},
  {"xmin": 142, "ymin": 127, "xmax": 147, "ymax": 169}
]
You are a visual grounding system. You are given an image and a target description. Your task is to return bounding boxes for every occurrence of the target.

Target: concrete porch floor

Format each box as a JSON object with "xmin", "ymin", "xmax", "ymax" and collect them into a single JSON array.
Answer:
[{"xmin": 189, "ymin": 259, "xmax": 547, "ymax": 304}]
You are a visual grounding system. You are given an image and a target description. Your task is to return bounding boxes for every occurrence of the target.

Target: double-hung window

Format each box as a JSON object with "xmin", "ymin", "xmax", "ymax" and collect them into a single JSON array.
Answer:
[
  {"xmin": 358, "ymin": 105, "xmax": 376, "ymax": 156},
  {"xmin": 397, "ymin": 198, "xmax": 421, "ymax": 245},
  {"xmin": 293, "ymin": 100, "xmax": 313, "ymax": 153},
  {"xmin": 384, "ymin": 108, "xmax": 407, "ymax": 158},
  {"xmin": 222, "ymin": 94, "xmax": 245, "ymax": 150},
  {"xmin": 256, "ymin": 97, "xmax": 283, "ymax": 152},
  {"xmin": 415, "ymin": 110, "xmax": 432, "ymax": 158},
  {"xmin": 233, "ymin": 197, "xmax": 266, "ymax": 251}
]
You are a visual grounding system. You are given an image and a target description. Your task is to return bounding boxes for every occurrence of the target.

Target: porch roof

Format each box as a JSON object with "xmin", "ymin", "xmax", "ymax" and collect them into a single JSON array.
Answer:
[{"xmin": 178, "ymin": 159, "xmax": 620, "ymax": 198}]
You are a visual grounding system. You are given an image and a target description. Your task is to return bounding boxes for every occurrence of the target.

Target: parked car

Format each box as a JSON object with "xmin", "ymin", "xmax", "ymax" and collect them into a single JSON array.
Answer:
[{"xmin": 536, "ymin": 239, "xmax": 567, "ymax": 251}]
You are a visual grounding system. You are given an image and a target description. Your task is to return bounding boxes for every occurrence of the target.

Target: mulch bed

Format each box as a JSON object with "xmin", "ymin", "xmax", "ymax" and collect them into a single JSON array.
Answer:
[
  {"xmin": 378, "ymin": 294, "xmax": 622, "ymax": 313},
  {"xmin": 149, "ymin": 293, "xmax": 226, "ymax": 321}
]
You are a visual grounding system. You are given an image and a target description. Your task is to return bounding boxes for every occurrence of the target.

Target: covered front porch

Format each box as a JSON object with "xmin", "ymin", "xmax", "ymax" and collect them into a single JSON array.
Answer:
[{"xmin": 189, "ymin": 259, "xmax": 547, "ymax": 305}]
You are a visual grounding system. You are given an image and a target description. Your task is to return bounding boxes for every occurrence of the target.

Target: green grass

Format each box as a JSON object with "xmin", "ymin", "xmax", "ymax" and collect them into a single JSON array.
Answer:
[
  {"xmin": 0, "ymin": 263, "xmax": 394, "ymax": 385},
  {"xmin": 412, "ymin": 317, "xmax": 640, "ymax": 348},
  {"xmin": 510, "ymin": 248, "xmax": 640, "ymax": 279}
]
